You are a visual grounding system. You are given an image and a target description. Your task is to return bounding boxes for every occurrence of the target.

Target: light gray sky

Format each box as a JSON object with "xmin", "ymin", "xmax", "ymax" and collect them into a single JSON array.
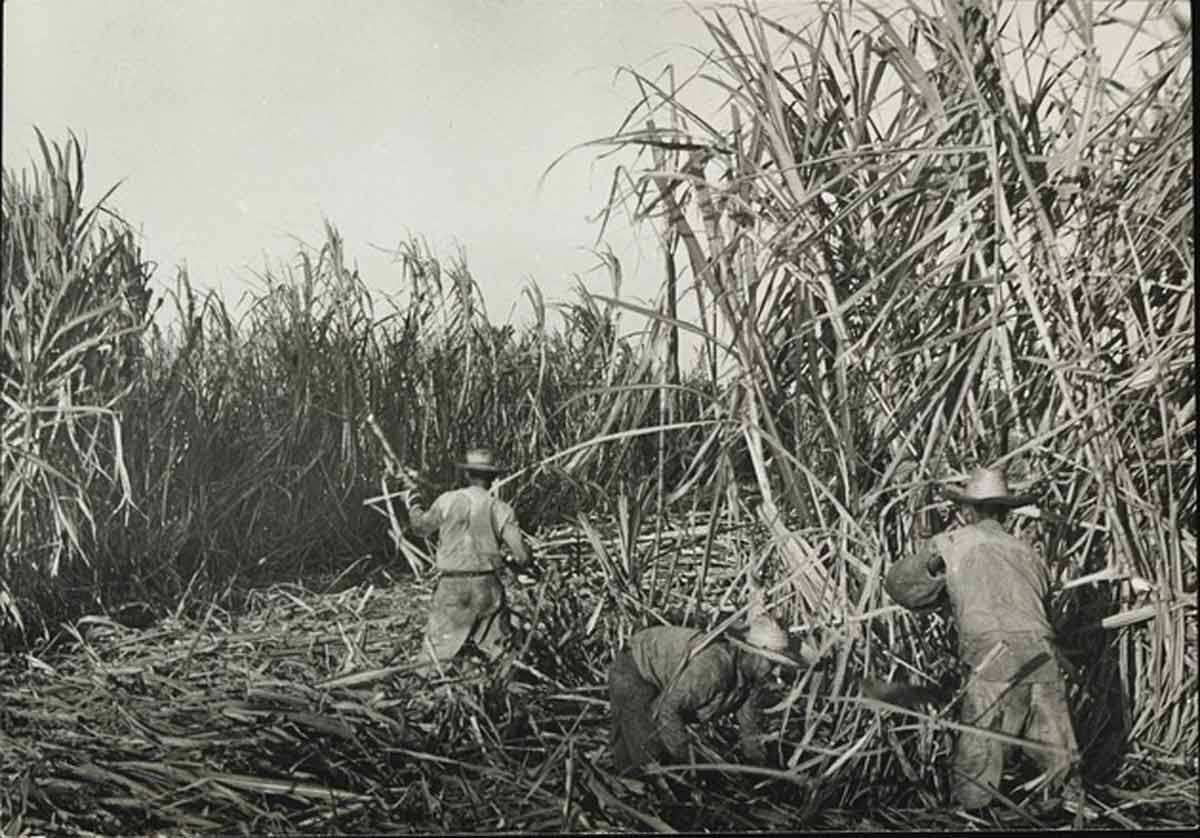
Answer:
[
  {"xmin": 3, "ymin": 0, "xmax": 726, "ymax": 326},
  {"xmin": 3, "ymin": 0, "xmax": 1186, "ymax": 338}
]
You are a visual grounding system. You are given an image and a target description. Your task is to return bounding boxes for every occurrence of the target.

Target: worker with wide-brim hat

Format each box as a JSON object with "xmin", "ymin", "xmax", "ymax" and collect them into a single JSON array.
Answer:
[
  {"xmin": 404, "ymin": 447, "xmax": 533, "ymax": 672},
  {"xmin": 607, "ymin": 600, "xmax": 821, "ymax": 775},
  {"xmin": 455, "ymin": 447, "xmax": 507, "ymax": 474},
  {"xmin": 884, "ymin": 465, "xmax": 1081, "ymax": 813},
  {"xmin": 941, "ymin": 466, "xmax": 1037, "ymax": 508}
]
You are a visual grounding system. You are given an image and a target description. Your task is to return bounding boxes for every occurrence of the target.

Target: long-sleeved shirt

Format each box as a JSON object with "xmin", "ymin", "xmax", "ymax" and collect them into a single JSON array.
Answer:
[
  {"xmin": 885, "ymin": 519, "xmax": 1059, "ymax": 682},
  {"xmin": 627, "ymin": 626, "xmax": 765, "ymax": 760},
  {"xmin": 409, "ymin": 486, "xmax": 518, "ymax": 573}
]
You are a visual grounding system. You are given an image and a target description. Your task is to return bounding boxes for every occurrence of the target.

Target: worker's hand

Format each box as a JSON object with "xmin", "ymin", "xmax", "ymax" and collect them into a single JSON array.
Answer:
[
  {"xmin": 400, "ymin": 488, "xmax": 420, "ymax": 509},
  {"xmin": 796, "ymin": 638, "xmax": 825, "ymax": 665}
]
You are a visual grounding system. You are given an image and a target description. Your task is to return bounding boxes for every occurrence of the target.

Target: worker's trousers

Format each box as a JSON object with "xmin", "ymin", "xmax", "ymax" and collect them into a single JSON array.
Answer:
[
  {"xmin": 953, "ymin": 676, "xmax": 1081, "ymax": 810},
  {"xmin": 422, "ymin": 572, "xmax": 510, "ymax": 668}
]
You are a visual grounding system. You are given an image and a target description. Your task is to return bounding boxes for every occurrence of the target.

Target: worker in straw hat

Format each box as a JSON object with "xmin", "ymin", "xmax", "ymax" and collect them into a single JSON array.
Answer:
[
  {"xmin": 607, "ymin": 594, "xmax": 812, "ymax": 775},
  {"xmin": 403, "ymin": 447, "xmax": 533, "ymax": 671},
  {"xmin": 884, "ymin": 465, "xmax": 1082, "ymax": 813}
]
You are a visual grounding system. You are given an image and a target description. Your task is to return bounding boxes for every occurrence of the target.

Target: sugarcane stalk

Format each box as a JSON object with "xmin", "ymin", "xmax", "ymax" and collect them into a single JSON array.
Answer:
[{"xmin": 365, "ymin": 412, "xmax": 426, "ymax": 492}]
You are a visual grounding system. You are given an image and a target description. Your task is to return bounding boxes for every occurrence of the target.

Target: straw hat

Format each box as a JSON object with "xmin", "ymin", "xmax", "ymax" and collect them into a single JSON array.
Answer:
[
  {"xmin": 456, "ymin": 447, "xmax": 505, "ymax": 474},
  {"xmin": 746, "ymin": 614, "xmax": 789, "ymax": 653},
  {"xmin": 943, "ymin": 466, "xmax": 1035, "ymax": 508}
]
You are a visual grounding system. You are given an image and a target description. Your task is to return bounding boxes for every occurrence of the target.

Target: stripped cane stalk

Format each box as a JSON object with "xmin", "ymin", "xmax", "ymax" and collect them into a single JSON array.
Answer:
[
  {"xmin": 363, "ymin": 412, "xmax": 431, "ymax": 576},
  {"xmin": 365, "ymin": 412, "xmax": 422, "ymax": 491}
]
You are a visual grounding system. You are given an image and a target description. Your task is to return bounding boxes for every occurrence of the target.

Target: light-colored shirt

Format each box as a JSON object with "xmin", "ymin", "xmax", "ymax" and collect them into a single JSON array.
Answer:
[
  {"xmin": 410, "ymin": 486, "xmax": 518, "ymax": 573},
  {"xmin": 885, "ymin": 519, "xmax": 1059, "ymax": 682}
]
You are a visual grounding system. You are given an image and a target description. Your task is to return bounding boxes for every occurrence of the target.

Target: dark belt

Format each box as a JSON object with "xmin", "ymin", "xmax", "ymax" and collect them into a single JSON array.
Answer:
[{"xmin": 438, "ymin": 569, "xmax": 498, "ymax": 578}]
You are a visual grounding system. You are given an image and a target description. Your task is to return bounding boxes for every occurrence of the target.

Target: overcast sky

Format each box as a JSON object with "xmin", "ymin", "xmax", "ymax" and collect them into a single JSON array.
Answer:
[
  {"xmin": 3, "ymin": 0, "xmax": 728, "ymax": 326},
  {"xmin": 3, "ymin": 0, "xmax": 1187, "ymax": 338}
]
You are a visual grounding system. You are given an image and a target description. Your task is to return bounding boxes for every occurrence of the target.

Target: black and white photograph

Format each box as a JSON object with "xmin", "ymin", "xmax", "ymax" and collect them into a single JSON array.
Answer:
[{"xmin": 2, "ymin": 0, "xmax": 1194, "ymax": 833}]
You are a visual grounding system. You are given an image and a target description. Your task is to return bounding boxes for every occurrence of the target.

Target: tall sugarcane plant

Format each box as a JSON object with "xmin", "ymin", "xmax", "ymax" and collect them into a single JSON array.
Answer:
[
  {"xmin": 0, "ymin": 150, "xmax": 712, "ymax": 638},
  {"xmin": 586, "ymin": 0, "xmax": 1193, "ymax": 780},
  {"xmin": 1, "ymin": 131, "xmax": 154, "ymax": 630}
]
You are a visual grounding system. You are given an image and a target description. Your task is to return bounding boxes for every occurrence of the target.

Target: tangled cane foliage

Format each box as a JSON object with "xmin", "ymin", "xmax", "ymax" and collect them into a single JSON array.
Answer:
[
  {"xmin": 570, "ymin": 0, "xmax": 1195, "ymax": 824},
  {"xmin": 0, "ymin": 0, "xmax": 1194, "ymax": 831},
  {"xmin": 2, "ymin": 131, "xmax": 154, "ymax": 631}
]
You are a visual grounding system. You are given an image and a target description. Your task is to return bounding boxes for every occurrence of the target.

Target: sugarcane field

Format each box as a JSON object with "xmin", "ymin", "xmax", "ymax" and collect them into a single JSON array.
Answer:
[{"xmin": 1, "ymin": 0, "xmax": 1195, "ymax": 834}]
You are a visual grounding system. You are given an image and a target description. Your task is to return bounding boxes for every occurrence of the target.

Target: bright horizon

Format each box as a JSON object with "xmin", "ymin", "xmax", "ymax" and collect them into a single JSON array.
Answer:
[{"xmin": 3, "ymin": 1, "xmax": 730, "ymax": 332}]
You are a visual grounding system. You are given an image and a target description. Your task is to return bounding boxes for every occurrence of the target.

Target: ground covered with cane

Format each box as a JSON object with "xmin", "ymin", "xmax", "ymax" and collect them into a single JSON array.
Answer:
[
  {"xmin": 2, "ymin": 0, "xmax": 1196, "ymax": 833},
  {"xmin": 2, "ymin": 532, "xmax": 1196, "ymax": 833}
]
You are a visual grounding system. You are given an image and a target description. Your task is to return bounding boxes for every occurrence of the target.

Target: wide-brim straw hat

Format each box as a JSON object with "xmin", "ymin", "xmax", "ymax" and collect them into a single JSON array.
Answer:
[
  {"xmin": 943, "ymin": 466, "xmax": 1036, "ymax": 508},
  {"xmin": 746, "ymin": 615, "xmax": 790, "ymax": 654},
  {"xmin": 456, "ymin": 447, "xmax": 505, "ymax": 474}
]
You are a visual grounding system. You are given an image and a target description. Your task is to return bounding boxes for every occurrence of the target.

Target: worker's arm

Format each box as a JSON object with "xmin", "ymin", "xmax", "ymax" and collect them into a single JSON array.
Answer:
[
  {"xmin": 654, "ymin": 689, "xmax": 692, "ymax": 761},
  {"xmin": 654, "ymin": 652, "xmax": 727, "ymax": 761},
  {"xmin": 736, "ymin": 690, "xmax": 767, "ymax": 763},
  {"xmin": 405, "ymin": 491, "xmax": 441, "ymax": 537},
  {"xmin": 884, "ymin": 542, "xmax": 947, "ymax": 610},
  {"xmin": 500, "ymin": 520, "xmax": 532, "ymax": 569}
]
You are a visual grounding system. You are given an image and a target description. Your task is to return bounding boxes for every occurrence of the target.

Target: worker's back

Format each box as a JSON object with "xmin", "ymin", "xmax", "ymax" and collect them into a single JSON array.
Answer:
[
  {"xmin": 627, "ymin": 626, "xmax": 746, "ymax": 723},
  {"xmin": 413, "ymin": 485, "xmax": 515, "ymax": 571},
  {"xmin": 933, "ymin": 520, "xmax": 1056, "ymax": 681}
]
